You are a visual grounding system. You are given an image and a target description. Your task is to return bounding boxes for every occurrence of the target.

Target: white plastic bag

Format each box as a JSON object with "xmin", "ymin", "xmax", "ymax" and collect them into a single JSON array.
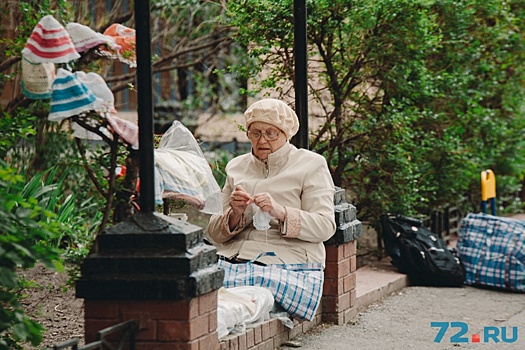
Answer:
[
  {"xmin": 217, "ymin": 286, "xmax": 274, "ymax": 339},
  {"xmin": 154, "ymin": 121, "xmax": 222, "ymax": 214}
]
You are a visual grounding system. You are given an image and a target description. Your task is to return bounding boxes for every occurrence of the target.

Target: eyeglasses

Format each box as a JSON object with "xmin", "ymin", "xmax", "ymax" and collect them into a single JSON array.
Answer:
[{"xmin": 246, "ymin": 129, "xmax": 281, "ymax": 141}]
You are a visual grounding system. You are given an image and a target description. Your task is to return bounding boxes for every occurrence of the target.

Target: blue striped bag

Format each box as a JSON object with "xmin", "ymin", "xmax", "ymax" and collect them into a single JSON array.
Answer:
[
  {"xmin": 457, "ymin": 213, "xmax": 525, "ymax": 292},
  {"xmin": 217, "ymin": 252, "xmax": 324, "ymax": 321}
]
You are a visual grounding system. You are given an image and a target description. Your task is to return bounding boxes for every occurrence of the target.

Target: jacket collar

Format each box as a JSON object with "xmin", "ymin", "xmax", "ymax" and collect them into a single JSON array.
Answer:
[{"xmin": 252, "ymin": 142, "xmax": 293, "ymax": 168}]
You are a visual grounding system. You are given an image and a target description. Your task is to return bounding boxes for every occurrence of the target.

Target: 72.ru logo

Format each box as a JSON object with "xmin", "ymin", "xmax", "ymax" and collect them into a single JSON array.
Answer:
[{"xmin": 431, "ymin": 321, "xmax": 518, "ymax": 343}]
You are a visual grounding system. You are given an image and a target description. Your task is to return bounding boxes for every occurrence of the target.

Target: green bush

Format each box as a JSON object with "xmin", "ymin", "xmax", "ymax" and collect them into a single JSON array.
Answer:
[
  {"xmin": 0, "ymin": 164, "xmax": 63, "ymax": 349},
  {"xmin": 227, "ymin": 0, "xmax": 525, "ymax": 222}
]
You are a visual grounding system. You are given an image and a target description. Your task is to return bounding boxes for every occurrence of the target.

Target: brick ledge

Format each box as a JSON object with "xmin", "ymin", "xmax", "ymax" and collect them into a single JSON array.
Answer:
[{"xmin": 219, "ymin": 259, "xmax": 408, "ymax": 350}]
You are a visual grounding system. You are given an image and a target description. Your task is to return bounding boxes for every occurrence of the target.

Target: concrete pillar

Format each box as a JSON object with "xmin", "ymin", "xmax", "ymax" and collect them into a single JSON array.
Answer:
[{"xmin": 76, "ymin": 212, "xmax": 224, "ymax": 349}]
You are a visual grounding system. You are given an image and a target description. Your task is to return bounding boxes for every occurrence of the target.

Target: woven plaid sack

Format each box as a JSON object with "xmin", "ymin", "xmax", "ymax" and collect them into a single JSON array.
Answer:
[
  {"xmin": 218, "ymin": 252, "xmax": 323, "ymax": 321},
  {"xmin": 458, "ymin": 213, "xmax": 525, "ymax": 292}
]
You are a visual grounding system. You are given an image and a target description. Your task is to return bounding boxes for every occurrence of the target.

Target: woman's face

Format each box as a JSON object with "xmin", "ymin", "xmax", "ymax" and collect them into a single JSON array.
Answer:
[{"xmin": 247, "ymin": 122, "xmax": 287, "ymax": 160}]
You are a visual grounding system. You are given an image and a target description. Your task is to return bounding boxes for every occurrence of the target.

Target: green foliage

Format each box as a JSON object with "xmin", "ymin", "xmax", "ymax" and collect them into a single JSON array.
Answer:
[
  {"xmin": 227, "ymin": 0, "xmax": 525, "ymax": 222},
  {"xmin": 0, "ymin": 162, "xmax": 102, "ymax": 349},
  {"xmin": 207, "ymin": 149, "xmax": 234, "ymax": 189},
  {"xmin": 0, "ymin": 111, "xmax": 37, "ymax": 161},
  {"xmin": 21, "ymin": 166, "xmax": 102, "ymax": 263},
  {"xmin": 0, "ymin": 164, "xmax": 62, "ymax": 349}
]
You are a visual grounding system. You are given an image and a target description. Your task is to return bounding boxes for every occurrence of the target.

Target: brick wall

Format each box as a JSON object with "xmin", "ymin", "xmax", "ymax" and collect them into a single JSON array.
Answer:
[
  {"xmin": 323, "ymin": 241, "xmax": 358, "ymax": 324},
  {"xmin": 219, "ymin": 310, "xmax": 323, "ymax": 350},
  {"xmin": 84, "ymin": 292, "xmax": 218, "ymax": 350},
  {"xmin": 80, "ymin": 189, "xmax": 362, "ymax": 350}
]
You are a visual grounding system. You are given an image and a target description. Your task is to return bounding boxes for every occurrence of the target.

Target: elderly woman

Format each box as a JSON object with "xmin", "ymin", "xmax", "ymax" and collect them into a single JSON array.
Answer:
[{"xmin": 207, "ymin": 98, "xmax": 336, "ymax": 266}]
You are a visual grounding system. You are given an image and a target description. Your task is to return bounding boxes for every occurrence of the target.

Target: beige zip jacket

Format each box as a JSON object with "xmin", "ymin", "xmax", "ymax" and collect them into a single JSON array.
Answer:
[{"xmin": 207, "ymin": 142, "xmax": 336, "ymax": 267}]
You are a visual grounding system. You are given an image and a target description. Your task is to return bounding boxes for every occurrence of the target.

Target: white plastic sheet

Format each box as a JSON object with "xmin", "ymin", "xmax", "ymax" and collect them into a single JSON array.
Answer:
[
  {"xmin": 217, "ymin": 286, "xmax": 274, "ymax": 339},
  {"xmin": 154, "ymin": 121, "xmax": 222, "ymax": 214}
]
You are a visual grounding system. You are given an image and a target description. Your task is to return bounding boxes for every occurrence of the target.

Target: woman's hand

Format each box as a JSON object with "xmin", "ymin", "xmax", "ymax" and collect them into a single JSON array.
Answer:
[
  {"xmin": 229, "ymin": 185, "xmax": 252, "ymax": 215},
  {"xmin": 252, "ymin": 192, "xmax": 286, "ymax": 222},
  {"xmin": 228, "ymin": 185, "xmax": 252, "ymax": 230}
]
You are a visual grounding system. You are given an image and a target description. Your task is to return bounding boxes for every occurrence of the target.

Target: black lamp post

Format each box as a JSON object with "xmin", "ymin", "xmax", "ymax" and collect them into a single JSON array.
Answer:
[
  {"xmin": 292, "ymin": 0, "xmax": 309, "ymax": 150},
  {"xmin": 135, "ymin": 0, "xmax": 155, "ymax": 213}
]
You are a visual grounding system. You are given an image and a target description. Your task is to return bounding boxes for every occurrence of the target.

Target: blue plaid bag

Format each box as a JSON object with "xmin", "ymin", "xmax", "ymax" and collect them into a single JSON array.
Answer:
[
  {"xmin": 217, "ymin": 252, "xmax": 324, "ymax": 321},
  {"xmin": 458, "ymin": 213, "xmax": 525, "ymax": 292}
]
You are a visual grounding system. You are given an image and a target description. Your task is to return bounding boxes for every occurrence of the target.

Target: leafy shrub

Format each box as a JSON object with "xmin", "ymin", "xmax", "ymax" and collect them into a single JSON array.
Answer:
[{"xmin": 0, "ymin": 164, "xmax": 62, "ymax": 349}]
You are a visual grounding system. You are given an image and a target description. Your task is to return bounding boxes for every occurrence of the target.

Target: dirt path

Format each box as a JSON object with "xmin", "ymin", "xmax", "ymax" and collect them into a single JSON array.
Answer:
[{"xmin": 20, "ymin": 264, "xmax": 84, "ymax": 349}]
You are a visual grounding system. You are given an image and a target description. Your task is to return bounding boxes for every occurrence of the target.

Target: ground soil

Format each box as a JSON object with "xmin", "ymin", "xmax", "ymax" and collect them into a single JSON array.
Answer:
[{"xmin": 19, "ymin": 264, "xmax": 84, "ymax": 349}]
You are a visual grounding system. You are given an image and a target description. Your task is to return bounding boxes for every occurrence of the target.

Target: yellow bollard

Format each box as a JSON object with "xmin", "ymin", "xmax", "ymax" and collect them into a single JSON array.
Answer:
[{"xmin": 481, "ymin": 169, "xmax": 496, "ymax": 215}]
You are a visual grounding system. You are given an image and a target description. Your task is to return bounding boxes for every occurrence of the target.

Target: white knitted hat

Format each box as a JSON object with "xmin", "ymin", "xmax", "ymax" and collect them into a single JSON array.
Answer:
[
  {"xmin": 66, "ymin": 22, "xmax": 117, "ymax": 53},
  {"xmin": 48, "ymin": 68, "xmax": 101, "ymax": 122},
  {"xmin": 20, "ymin": 55, "xmax": 55, "ymax": 100},
  {"xmin": 75, "ymin": 71, "xmax": 117, "ymax": 114},
  {"xmin": 244, "ymin": 99, "xmax": 300, "ymax": 140}
]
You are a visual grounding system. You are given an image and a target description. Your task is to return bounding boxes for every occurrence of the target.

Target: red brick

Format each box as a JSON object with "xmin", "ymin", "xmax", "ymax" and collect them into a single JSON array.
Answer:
[
  {"xmin": 315, "ymin": 304, "xmax": 323, "ymax": 316},
  {"xmin": 322, "ymin": 277, "xmax": 344, "ymax": 296},
  {"xmin": 118, "ymin": 299, "xmax": 199, "ymax": 320},
  {"xmin": 228, "ymin": 335, "xmax": 239, "ymax": 350},
  {"xmin": 199, "ymin": 291, "xmax": 218, "ymax": 315},
  {"xmin": 343, "ymin": 272, "xmax": 357, "ymax": 293},
  {"xmin": 302, "ymin": 320, "xmax": 314, "ymax": 332},
  {"xmin": 84, "ymin": 319, "xmax": 119, "ymax": 343},
  {"xmin": 289, "ymin": 322, "xmax": 303, "ymax": 339},
  {"xmin": 157, "ymin": 314, "xmax": 209, "ymax": 341},
  {"xmin": 322, "ymin": 296, "xmax": 337, "ymax": 313},
  {"xmin": 237, "ymin": 331, "xmax": 247, "ymax": 350},
  {"xmin": 184, "ymin": 339, "xmax": 201, "ymax": 350},
  {"xmin": 253, "ymin": 324, "xmax": 262, "ymax": 344},
  {"xmin": 199, "ymin": 332, "xmax": 219, "ymax": 350},
  {"xmin": 324, "ymin": 258, "xmax": 350, "ymax": 279},
  {"xmin": 208, "ymin": 310, "xmax": 217, "ymax": 333},
  {"xmin": 245, "ymin": 328, "xmax": 255, "ymax": 348},
  {"xmin": 322, "ymin": 292, "xmax": 351, "ymax": 313},
  {"xmin": 349, "ymin": 255, "xmax": 357, "ymax": 273},
  {"xmin": 261, "ymin": 321, "xmax": 271, "ymax": 340},
  {"xmin": 339, "ymin": 292, "xmax": 351, "ymax": 310},
  {"xmin": 325, "ymin": 245, "xmax": 344, "ymax": 262},
  {"xmin": 157, "ymin": 320, "xmax": 189, "ymax": 341},
  {"xmin": 117, "ymin": 309, "xmax": 157, "ymax": 340},
  {"xmin": 131, "ymin": 318, "xmax": 156, "ymax": 341},
  {"xmin": 191, "ymin": 314, "xmax": 212, "ymax": 339},
  {"xmin": 269, "ymin": 318, "xmax": 284, "ymax": 335},
  {"xmin": 349, "ymin": 289, "xmax": 357, "ymax": 307},
  {"xmin": 322, "ymin": 312, "xmax": 343, "ymax": 324},
  {"xmin": 324, "ymin": 261, "xmax": 338, "ymax": 280},
  {"xmin": 84, "ymin": 300, "xmax": 119, "ymax": 319},
  {"xmin": 136, "ymin": 341, "xmax": 198, "ymax": 350},
  {"xmin": 343, "ymin": 240, "xmax": 357, "ymax": 258},
  {"xmin": 272, "ymin": 330, "xmax": 289, "ymax": 348},
  {"xmin": 258, "ymin": 339, "xmax": 274, "ymax": 350}
]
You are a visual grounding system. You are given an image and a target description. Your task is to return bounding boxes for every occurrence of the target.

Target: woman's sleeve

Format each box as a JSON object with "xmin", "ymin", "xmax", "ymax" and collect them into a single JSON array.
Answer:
[
  {"xmin": 207, "ymin": 174, "xmax": 245, "ymax": 243},
  {"xmin": 283, "ymin": 156, "xmax": 336, "ymax": 242}
]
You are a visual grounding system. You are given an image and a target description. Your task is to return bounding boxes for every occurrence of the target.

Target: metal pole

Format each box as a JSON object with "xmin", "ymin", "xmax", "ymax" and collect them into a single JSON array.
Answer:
[
  {"xmin": 134, "ymin": 0, "xmax": 155, "ymax": 213},
  {"xmin": 292, "ymin": 0, "xmax": 309, "ymax": 149}
]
